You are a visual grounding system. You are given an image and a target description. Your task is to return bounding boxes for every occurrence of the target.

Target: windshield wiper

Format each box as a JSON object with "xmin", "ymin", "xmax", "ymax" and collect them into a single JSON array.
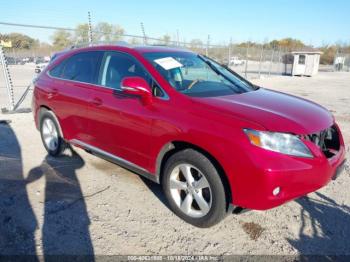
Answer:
[
  {"xmin": 199, "ymin": 55, "xmax": 259, "ymax": 91},
  {"xmin": 198, "ymin": 55, "xmax": 244, "ymax": 93},
  {"xmin": 198, "ymin": 55, "xmax": 223, "ymax": 76}
]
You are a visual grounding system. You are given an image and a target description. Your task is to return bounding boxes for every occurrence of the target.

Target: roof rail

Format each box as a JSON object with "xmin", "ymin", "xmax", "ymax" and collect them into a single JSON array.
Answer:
[
  {"xmin": 69, "ymin": 41, "xmax": 131, "ymax": 49},
  {"xmin": 150, "ymin": 44, "xmax": 187, "ymax": 49}
]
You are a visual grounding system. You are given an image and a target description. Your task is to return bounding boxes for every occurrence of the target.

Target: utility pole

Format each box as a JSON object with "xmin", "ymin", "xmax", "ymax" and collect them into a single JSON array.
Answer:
[
  {"xmin": 277, "ymin": 46, "xmax": 282, "ymax": 75},
  {"xmin": 206, "ymin": 35, "xmax": 210, "ymax": 56},
  {"xmin": 244, "ymin": 43, "xmax": 249, "ymax": 78},
  {"xmin": 88, "ymin": 11, "xmax": 93, "ymax": 44},
  {"xmin": 228, "ymin": 38, "xmax": 232, "ymax": 66},
  {"xmin": 0, "ymin": 45, "xmax": 15, "ymax": 111},
  {"xmin": 258, "ymin": 45, "xmax": 264, "ymax": 78},
  {"xmin": 141, "ymin": 22, "xmax": 147, "ymax": 45},
  {"xmin": 269, "ymin": 49, "xmax": 275, "ymax": 77},
  {"xmin": 176, "ymin": 29, "xmax": 180, "ymax": 46}
]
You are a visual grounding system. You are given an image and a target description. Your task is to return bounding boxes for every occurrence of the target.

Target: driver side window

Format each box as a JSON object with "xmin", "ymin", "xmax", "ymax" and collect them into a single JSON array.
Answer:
[{"xmin": 98, "ymin": 52, "xmax": 164, "ymax": 97}]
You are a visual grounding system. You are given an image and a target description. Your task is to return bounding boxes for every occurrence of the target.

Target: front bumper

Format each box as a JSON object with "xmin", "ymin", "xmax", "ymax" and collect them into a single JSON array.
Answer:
[{"xmin": 231, "ymin": 126, "xmax": 346, "ymax": 210}]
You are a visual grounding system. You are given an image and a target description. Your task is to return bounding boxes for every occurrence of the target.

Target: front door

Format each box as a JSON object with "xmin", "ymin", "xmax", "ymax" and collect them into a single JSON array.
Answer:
[{"xmin": 87, "ymin": 51, "xmax": 155, "ymax": 170}]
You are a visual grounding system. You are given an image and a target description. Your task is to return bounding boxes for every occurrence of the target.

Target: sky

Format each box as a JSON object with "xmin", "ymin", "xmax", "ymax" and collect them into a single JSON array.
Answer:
[{"xmin": 0, "ymin": 0, "xmax": 349, "ymax": 46}]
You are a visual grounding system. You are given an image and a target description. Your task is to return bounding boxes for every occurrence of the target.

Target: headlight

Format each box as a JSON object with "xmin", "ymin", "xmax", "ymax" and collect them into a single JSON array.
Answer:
[{"xmin": 243, "ymin": 129, "xmax": 313, "ymax": 158}]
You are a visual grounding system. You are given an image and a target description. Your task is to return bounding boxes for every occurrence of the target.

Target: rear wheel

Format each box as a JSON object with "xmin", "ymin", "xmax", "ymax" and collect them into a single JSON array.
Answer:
[
  {"xmin": 162, "ymin": 149, "xmax": 227, "ymax": 227},
  {"xmin": 39, "ymin": 110, "xmax": 67, "ymax": 156}
]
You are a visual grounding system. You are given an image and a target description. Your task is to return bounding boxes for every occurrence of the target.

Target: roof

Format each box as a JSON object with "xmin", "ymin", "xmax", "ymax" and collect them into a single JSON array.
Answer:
[
  {"xmin": 291, "ymin": 51, "xmax": 323, "ymax": 55},
  {"xmin": 133, "ymin": 45, "xmax": 191, "ymax": 53},
  {"xmin": 67, "ymin": 42, "xmax": 191, "ymax": 54}
]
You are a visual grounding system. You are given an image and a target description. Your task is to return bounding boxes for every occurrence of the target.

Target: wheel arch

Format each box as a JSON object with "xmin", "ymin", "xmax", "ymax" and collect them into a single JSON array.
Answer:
[
  {"xmin": 38, "ymin": 106, "xmax": 65, "ymax": 139},
  {"xmin": 156, "ymin": 141, "xmax": 232, "ymax": 207}
]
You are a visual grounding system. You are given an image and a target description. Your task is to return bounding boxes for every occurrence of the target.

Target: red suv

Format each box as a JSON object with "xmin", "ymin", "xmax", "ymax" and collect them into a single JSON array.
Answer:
[{"xmin": 32, "ymin": 44, "xmax": 346, "ymax": 227}]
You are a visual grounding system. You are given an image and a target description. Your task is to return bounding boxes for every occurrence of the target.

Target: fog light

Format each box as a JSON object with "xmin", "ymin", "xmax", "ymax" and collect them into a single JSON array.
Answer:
[{"xmin": 272, "ymin": 187, "xmax": 280, "ymax": 196}]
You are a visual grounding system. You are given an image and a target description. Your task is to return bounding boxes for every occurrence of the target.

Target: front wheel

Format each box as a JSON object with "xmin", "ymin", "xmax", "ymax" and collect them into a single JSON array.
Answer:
[{"xmin": 162, "ymin": 149, "xmax": 227, "ymax": 227}]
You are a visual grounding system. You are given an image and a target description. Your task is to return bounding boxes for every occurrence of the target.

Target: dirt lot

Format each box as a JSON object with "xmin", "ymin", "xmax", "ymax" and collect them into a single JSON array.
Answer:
[{"xmin": 0, "ymin": 72, "xmax": 349, "ymax": 256}]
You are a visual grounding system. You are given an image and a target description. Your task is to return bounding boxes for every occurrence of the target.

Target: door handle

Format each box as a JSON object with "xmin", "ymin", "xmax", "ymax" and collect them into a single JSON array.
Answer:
[{"xmin": 90, "ymin": 97, "xmax": 102, "ymax": 106}]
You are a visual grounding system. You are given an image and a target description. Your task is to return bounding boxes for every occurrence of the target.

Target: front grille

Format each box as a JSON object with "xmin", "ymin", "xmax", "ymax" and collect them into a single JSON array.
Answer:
[{"xmin": 302, "ymin": 125, "xmax": 340, "ymax": 158}]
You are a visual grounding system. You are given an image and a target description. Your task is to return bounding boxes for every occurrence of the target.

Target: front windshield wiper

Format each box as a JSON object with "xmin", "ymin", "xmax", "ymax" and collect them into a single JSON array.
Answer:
[
  {"xmin": 198, "ymin": 55, "xmax": 221, "ymax": 75},
  {"xmin": 198, "ymin": 55, "xmax": 245, "ymax": 93},
  {"xmin": 199, "ymin": 55, "xmax": 260, "ymax": 91},
  {"xmin": 198, "ymin": 55, "xmax": 227, "ymax": 78}
]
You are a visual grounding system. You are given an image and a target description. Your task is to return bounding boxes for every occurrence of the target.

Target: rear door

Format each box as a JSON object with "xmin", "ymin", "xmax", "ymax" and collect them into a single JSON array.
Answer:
[{"xmin": 47, "ymin": 51, "xmax": 103, "ymax": 142}]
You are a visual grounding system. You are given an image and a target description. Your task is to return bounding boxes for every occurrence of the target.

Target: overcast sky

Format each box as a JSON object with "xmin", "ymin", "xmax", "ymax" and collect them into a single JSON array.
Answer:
[{"xmin": 0, "ymin": 0, "xmax": 349, "ymax": 46}]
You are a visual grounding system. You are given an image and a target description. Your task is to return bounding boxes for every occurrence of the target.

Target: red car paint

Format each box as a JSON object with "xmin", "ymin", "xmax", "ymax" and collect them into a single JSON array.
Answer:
[{"xmin": 32, "ymin": 45, "xmax": 346, "ymax": 210}]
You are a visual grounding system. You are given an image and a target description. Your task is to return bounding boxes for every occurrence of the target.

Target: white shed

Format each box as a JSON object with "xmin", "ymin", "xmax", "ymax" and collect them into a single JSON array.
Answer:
[
  {"xmin": 334, "ymin": 56, "xmax": 346, "ymax": 71},
  {"xmin": 290, "ymin": 51, "xmax": 322, "ymax": 76}
]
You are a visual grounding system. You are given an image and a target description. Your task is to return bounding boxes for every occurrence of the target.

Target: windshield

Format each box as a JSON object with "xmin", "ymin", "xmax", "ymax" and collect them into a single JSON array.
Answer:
[{"xmin": 143, "ymin": 51, "xmax": 256, "ymax": 97}]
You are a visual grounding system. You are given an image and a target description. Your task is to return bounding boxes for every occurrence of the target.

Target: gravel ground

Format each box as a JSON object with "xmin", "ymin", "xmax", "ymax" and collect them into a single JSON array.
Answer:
[{"xmin": 0, "ymin": 71, "xmax": 349, "ymax": 256}]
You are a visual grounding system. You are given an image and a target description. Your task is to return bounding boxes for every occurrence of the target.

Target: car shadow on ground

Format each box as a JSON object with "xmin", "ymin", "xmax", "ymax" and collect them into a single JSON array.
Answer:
[
  {"xmin": 0, "ymin": 121, "xmax": 38, "ymax": 258},
  {"xmin": 139, "ymin": 177, "xmax": 170, "ymax": 210},
  {"xmin": 0, "ymin": 121, "xmax": 95, "ymax": 259},
  {"xmin": 288, "ymin": 192, "xmax": 350, "ymax": 255},
  {"xmin": 27, "ymin": 149, "xmax": 95, "ymax": 259}
]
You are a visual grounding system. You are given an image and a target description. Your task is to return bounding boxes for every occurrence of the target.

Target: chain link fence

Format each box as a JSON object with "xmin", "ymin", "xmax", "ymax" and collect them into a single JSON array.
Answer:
[{"xmin": 1, "ymin": 22, "xmax": 349, "ymax": 111}]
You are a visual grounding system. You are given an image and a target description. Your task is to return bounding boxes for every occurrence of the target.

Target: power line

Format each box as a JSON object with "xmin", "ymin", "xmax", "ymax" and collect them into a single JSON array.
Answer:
[
  {"xmin": 0, "ymin": 21, "xmax": 76, "ymax": 32},
  {"xmin": 0, "ymin": 21, "xmax": 225, "ymax": 48}
]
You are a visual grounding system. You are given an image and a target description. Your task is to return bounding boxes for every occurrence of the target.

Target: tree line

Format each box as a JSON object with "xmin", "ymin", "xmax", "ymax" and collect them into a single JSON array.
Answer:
[{"xmin": 0, "ymin": 25, "xmax": 349, "ymax": 65}]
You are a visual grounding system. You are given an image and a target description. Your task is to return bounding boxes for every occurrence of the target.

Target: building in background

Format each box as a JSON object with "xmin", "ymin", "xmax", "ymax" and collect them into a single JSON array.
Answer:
[
  {"xmin": 284, "ymin": 51, "xmax": 322, "ymax": 76},
  {"xmin": 334, "ymin": 56, "xmax": 346, "ymax": 71}
]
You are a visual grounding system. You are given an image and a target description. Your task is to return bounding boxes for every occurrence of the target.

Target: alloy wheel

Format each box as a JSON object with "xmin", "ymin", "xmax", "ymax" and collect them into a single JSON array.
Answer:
[
  {"xmin": 42, "ymin": 118, "xmax": 59, "ymax": 151},
  {"xmin": 169, "ymin": 164, "xmax": 212, "ymax": 218}
]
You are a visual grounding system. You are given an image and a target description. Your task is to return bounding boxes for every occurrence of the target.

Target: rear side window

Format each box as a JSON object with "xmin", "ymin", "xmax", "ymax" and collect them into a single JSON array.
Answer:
[
  {"xmin": 50, "ymin": 51, "xmax": 102, "ymax": 84},
  {"xmin": 49, "ymin": 62, "xmax": 65, "ymax": 77}
]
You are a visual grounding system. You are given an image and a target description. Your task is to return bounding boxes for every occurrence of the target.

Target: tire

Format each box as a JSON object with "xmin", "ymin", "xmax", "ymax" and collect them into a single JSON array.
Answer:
[
  {"xmin": 162, "ymin": 149, "xmax": 227, "ymax": 227},
  {"xmin": 39, "ymin": 109, "xmax": 67, "ymax": 156}
]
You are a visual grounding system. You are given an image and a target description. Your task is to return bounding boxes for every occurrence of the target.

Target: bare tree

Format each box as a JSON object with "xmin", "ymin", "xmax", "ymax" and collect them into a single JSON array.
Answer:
[
  {"xmin": 94, "ymin": 22, "xmax": 125, "ymax": 42},
  {"xmin": 74, "ymin": 23, "xmax": 90, "ymax": 43},
  {"xmin": 189, "ymin": 39, "xmax": 204, "ymax": 52},
  {"xmin": 51, "ymin": 30, "xmax": 73, "ymax": 50},
  {"xmin": 158, "ymin": 34, "xmax": 171, "ymax": 45},
  {"xmin": 129, "ymin": 37, "xmax": 141, "ymax": 45}
]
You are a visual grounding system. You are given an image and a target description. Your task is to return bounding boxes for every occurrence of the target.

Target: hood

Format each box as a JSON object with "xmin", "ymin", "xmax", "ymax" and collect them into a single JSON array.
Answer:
[{"xmin": 195, "ymin": 88, "xmax": 333, "ymax": 134}]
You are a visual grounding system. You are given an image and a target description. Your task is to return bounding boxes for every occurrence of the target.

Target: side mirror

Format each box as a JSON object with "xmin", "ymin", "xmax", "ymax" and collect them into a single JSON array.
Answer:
[{"xmin": 120, "ymin": 76, "xmax": 152, "ymax": 103}]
